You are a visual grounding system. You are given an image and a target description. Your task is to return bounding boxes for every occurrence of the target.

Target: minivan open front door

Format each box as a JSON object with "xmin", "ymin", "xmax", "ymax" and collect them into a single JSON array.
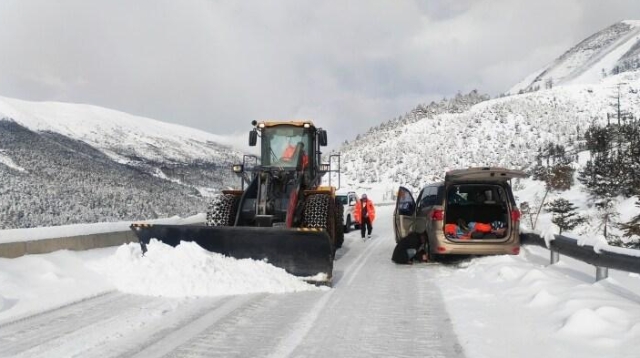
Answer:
[{"xmin": 393, "ymin": 186, "xmax": 416, "ymax": 242}]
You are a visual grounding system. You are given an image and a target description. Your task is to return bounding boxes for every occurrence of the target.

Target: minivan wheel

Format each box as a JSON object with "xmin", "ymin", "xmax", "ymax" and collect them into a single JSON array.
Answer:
[{"xmin": 344, "ymin": 215, "xmax": 351, "ymax": 233}]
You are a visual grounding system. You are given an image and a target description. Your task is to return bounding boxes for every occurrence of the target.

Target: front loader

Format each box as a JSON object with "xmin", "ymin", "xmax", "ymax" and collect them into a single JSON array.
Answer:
[{"xmin": 130, "ymin": 120, "xmax": 343, "ymax": 285}]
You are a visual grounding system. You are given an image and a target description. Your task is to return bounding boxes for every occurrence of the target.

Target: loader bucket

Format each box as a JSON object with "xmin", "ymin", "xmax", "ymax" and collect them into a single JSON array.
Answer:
[{"xmin": 130, "ymin": 224, "xmax": 334, "ymax": 284}]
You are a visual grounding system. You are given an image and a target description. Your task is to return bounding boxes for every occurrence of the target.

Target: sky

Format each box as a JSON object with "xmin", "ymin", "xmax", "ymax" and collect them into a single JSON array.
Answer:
[{"xmin": 1, "ymin": 1, "xmax": 640, "ymax": 146}]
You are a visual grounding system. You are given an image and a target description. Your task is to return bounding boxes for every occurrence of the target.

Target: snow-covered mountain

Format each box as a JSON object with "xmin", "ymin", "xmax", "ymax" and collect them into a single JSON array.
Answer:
[
  {"xmin": 0, "ymin": 97, "xmax": 243, "ymax": 229},
  {"xmin": 337, "ymin": 71, "xmax": 640, "ymax": 193},
  {"xmin": 0, "ymin": 96, "xmax": 240, "ymax": 164},
  {"xmin": 510, "ymin": 20, "xmax": 640, "ymax": 94}
]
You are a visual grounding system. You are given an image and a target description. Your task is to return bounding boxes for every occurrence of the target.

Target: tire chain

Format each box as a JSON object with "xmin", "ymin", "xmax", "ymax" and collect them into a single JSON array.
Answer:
[
  {"xmin": 302, "ymin": 194, "xmax": 330, "ymax": 228},
  {"xmin": 335, "ymin": 202, "xmax": 345, "ymax": 248},
  {"xmin": 206, "ymin": 194, "xmax": 239, "ymax": 226}
]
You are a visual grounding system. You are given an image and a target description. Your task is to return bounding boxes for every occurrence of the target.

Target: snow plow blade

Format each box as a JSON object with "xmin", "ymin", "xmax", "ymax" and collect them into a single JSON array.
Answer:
[{"xmin": 130, "ymin": 224, "xmax": 334, "ymax": 284}]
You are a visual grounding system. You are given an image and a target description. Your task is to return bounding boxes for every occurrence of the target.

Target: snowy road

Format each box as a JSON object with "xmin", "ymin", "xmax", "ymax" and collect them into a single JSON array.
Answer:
[
  {"xmin": 3, "ymin": 205, "xmax": 640, "ymax": 358},
  {"xmin": 0, "ymin": 206, "xmax": 465, "ymax": 358}
]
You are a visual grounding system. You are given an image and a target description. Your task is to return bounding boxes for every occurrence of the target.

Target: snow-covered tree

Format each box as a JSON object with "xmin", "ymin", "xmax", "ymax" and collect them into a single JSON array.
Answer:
[{"xmin": 546, "ymin": 198, "xmax": 585, "ymax": 234}]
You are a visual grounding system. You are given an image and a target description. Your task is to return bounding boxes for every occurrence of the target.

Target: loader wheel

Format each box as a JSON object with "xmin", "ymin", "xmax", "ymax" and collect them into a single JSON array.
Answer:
[
  {"xmin": 335, "ymin": 202, "xmax": 344, "ymax": 248},
  {"xmin": 206, "ymin": 194, "xmax": 240, "ymax": 226},
  {"xmin": 302, "ymin": 194, "xmax": 336, "ymax": 252}
]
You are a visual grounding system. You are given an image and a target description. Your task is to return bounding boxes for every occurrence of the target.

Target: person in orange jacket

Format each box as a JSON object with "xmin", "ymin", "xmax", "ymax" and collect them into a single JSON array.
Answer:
[
  {"xmin": 354, "ymin": 193, "xmax": 376, "ymax": 239},
  {"xmin": 280, "ymin": 142, "xmax": 309, "ymax": 168}
]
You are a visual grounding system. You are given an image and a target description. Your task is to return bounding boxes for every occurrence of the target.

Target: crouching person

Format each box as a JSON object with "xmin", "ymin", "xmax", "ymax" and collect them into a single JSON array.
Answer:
[{"xmin": 392, "ymin": 233, "xmax": 428, "ymax": 264}]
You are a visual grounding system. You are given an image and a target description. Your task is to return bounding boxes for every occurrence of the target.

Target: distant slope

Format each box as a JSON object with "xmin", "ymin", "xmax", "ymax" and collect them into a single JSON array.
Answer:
[
  {"xmin": 510, "ymin": 20, "xmax": 640, "ymax": 94},
  {"xmin": 337, "ymin": 71, "xmax": 640, "ymax": 191},
  {"xmin": 0, "ymin": 97, "xmax": 242, "ymax": 229},
  {"xmin": 0, "ymin": 96, "xmax": 237, "ymax": 164}
]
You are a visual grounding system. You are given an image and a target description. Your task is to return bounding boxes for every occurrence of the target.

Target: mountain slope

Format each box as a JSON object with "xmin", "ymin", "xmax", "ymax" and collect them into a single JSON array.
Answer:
[
  {"xmin": 337, "ymin": 71, "xmax": 640, "ymax": 192},
  {"xmin": 510, "ymin": 20, "xmax": 640, "ymax": 94},
  {"xmin": 0, "ymin": 97, "xmax": 243, "ymax": 229},
  {"xmin": 0, "ymin": 96, "xmax": 238, "ymax": 164}
]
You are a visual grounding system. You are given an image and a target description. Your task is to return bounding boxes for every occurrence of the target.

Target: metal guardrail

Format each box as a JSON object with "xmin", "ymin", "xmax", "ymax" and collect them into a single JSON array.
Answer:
[{"xmin": 520, "ymin": 233, "xmax": 640, "ymax": 281}]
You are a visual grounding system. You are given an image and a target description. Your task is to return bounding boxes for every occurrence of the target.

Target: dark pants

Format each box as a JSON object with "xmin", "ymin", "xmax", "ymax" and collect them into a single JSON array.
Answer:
[{"xmin": 360, "ymin": 217, "xmax": 372, "ymax": 238}]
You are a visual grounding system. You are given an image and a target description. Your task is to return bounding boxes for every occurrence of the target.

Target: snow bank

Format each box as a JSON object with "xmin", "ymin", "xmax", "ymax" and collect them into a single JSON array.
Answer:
[
  {"xmin": 436, "ymin": 246, "xmax": 640, "ymax": 357},
  {"xmin": 0, "ymin": 213, "xmax": 206, "ymax": 243},
  {"xmin": 87, "ymin": 240, "xmax": 326, "ymax": 297}
]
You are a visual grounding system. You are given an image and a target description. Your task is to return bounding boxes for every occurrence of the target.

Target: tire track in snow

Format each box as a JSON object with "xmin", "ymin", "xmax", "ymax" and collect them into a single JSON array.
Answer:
[
  {"xmin": 0, "ymin": 292, "xmax": 159, "ymax": 357},
  {"xmin": 266, "ymin": 234, "xmax": 386, "ymax": 358},
  {"xmin": 125, "ymin": 293, "xmax": 261, "ymax": 358}
]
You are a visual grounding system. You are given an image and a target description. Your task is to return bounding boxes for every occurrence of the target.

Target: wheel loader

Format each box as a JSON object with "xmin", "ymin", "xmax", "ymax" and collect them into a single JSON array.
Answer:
[{"xmin": 130, "ymin": 120, "xmax": 343, "ymax": 285}]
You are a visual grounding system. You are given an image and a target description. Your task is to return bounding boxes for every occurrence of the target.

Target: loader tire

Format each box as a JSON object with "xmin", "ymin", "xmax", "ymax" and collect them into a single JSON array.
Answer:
[
  {"xmin": 302, "ymin": 194, "xmax": 336, "ymax": 252},
  {"xmin": 206, "ymin": 194, "xmax": 240, "ymax": 226},
  {"xmin": 335, "ymin": 202, "xmax": 344, "ymax": 248}
]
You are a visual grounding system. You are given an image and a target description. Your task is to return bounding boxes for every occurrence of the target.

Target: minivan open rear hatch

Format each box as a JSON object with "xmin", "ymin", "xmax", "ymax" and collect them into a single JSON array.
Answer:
[
  {"xmin": 445, "ymin": 167, "xmax": 527, "ymax": 183},
  {"xmin": 444, "ymin": 183, "xmax": 511, "ymax": 241}
]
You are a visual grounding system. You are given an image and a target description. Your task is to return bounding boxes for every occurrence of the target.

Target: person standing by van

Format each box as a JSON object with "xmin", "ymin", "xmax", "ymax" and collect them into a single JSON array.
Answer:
[{"xmin": 354, "ymin": 193, "xmax": 376, "ymax": 239}]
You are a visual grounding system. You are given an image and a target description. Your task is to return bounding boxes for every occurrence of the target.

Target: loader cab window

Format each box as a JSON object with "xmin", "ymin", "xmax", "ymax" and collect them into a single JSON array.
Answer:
[{"xmin": 262, "ymin": 126, "xmax": 312, "ymax": 168}]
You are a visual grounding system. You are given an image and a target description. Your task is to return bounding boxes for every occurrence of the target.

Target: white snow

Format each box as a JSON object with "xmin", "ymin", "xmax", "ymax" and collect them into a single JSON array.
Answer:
[
  {"xmin": 1, "ymin": 206, "xmax": 639, "ymax": 357},
  {"xmin": 0, "ymin": 213, "xmax": 206, "ymax": 243},
  {"xmin": 508, "ymin": 20, "xmax": 640, "ymax": 93},
  {"xmin": 567, "ymin": 26, "xmax": 640, "ymax": 85},
  {"xmin": 0, "ymin": 150, "xmax": 25, "ymax": 172},
  {"xmin": 87, "ymin": 240, "xmax": 325, "ymax": 297},
  {"xmin": 0, "ymin": 96, "xmax": 243, "ymax": 163}
]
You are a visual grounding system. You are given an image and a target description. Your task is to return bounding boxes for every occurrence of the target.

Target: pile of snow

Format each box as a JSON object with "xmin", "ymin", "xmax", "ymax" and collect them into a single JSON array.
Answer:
[
  {"xmin": 0, "ymin": 249, "xmax": 113, "ymax": 323},
  {"xmin": 87, "ymin": 240, "xmax": 325, "ymax": 297}
]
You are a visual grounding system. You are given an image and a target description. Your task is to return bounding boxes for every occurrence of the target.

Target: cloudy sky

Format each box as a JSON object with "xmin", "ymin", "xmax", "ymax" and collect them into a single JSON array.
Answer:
[{"xmin": 1, "ymin": 0, "xmax": 639, "ymax": 147}]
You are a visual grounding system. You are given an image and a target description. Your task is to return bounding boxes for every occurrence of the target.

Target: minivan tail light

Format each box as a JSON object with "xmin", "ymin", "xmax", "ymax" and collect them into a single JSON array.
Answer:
[
  {"xmin": 431, "ymin": 209, "xmax": 444, "ymax": 221},
  {"xmin": 510, "ymin": 209, "xmax": 521, "ymax": 222},
  {"xmin": 512, "ymin": 246, "xmax": 520, "ymax": 255}
]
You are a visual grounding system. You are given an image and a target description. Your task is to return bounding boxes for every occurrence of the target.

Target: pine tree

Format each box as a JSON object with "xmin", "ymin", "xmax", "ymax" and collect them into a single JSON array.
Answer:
[
  {"xmin": 546, "ymin": 198, "xmax": 584, "ymax": 234},
  {"xmin": 618, "ymin": 200, "xmax": 640, "ymax": 248}
]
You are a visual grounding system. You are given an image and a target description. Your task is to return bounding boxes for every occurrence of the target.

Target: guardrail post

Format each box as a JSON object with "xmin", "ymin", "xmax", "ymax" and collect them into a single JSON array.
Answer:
[
  {"xmin": 595, "ymin": 266, "xmax": 609, "ymax": 282},
  {"xmin": 550, "ymin": 249, "xmax": 559, "ymax": 265}
]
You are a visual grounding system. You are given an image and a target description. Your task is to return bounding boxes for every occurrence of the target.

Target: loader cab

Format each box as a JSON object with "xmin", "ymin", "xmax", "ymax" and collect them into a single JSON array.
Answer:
[{"xmin": 250, "ymin": 121, "xmax": 326, "ymax": 174}]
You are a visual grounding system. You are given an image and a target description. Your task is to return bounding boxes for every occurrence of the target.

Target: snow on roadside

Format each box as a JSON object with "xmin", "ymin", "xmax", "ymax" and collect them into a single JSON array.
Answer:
[
  {"xmin": 87, "ymin": 240, "xmax": 326, "ymax": 297},
  {"xmin": 0, "ymin": 240, "xmax": 326, "ymax": 324},
  {"xmin": 434, "ymin": 245, "xmax": 640, "ymax": 358},
  {"xmin": 0, "ymin": 213, "xmax": 206, "ymax": 243},
  {"xmin": 0, "ymin": 248, "xmax": 115, "ymax": 324}
]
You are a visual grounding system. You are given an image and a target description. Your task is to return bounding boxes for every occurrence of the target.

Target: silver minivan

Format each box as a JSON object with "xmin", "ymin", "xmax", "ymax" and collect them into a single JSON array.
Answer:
[{"xmin": 393, "ymin": 167, "xmax": 527, "ymax": 259}]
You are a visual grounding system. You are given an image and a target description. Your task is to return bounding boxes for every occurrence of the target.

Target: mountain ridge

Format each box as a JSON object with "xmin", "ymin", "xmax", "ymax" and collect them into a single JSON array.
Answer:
[
  {"xmin": 0, "ymin": 97, "xmax": 243, "ymax": 229},
  {"xmin": 510, "ymin": 20, "xmax": 640, "ymax": 94}
]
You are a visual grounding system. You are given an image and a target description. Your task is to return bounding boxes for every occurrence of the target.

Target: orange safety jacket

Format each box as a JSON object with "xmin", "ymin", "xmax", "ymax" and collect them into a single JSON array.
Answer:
[
  {"xmin": 281, "ymin": 144, "xmax": 308, "ymax": 168},
  {"xmin": 353, "ymin": 199, "xmax": 376, "ymax": 223}
]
